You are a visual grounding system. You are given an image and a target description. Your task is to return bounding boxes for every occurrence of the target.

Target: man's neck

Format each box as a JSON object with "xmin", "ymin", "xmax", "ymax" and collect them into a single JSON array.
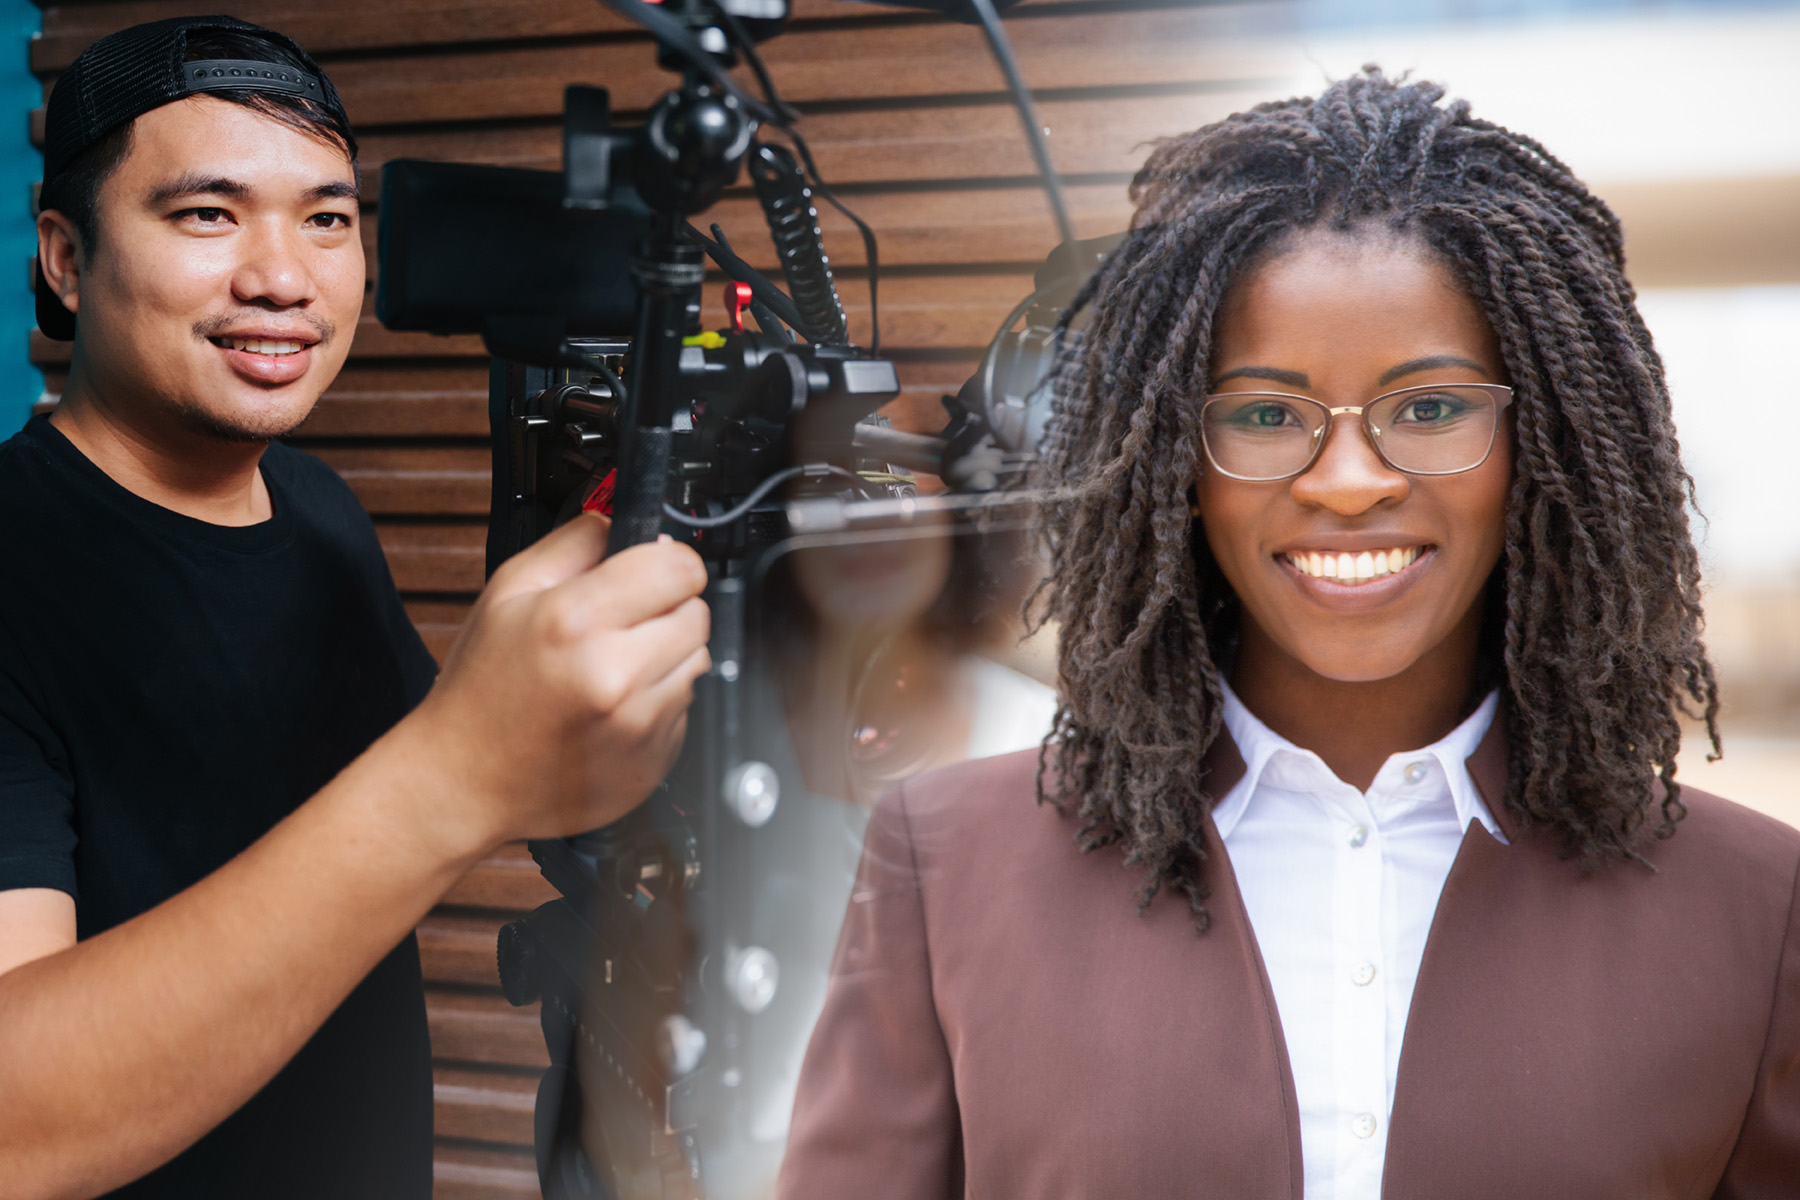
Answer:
[{"xmin": 50, "ymin": 381, "xmax": 273, "ymax": 527}]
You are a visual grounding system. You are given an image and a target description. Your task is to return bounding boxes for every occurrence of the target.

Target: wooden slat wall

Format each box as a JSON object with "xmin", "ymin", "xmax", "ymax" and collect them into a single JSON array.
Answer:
[{"xmin": 29, "ymin": 2, "xmax": 1273, "ymax": 1193}]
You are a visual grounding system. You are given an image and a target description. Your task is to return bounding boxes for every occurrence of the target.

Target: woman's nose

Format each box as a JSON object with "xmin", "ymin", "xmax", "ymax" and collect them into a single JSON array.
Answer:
[{"xmin": 1288, "ymin": 413, "xmax": 1410, "ymax": 515}]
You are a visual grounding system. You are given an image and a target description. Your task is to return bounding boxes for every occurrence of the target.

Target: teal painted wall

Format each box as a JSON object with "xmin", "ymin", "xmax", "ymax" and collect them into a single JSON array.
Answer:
[{"xmin": 2, "ymin": 0, "xmax": 38, "ymax": 433}]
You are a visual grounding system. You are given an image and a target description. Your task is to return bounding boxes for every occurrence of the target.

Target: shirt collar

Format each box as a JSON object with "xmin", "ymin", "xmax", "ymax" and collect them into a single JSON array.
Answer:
[{"xmin": 1210, "ymin": 681, "xmax": 1506, "ymax": 845}]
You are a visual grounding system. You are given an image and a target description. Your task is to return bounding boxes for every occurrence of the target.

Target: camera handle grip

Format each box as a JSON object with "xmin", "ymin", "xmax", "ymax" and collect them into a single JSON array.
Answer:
[{"xmin": 608, "ymin": 424, "xmax": 673, "ymax": 550}]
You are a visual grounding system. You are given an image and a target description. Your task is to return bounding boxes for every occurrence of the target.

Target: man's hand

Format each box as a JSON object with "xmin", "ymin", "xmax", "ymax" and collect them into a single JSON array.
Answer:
[{"xmin": 404, "ymin": 513, "xmax": 711, "ymax": 856}]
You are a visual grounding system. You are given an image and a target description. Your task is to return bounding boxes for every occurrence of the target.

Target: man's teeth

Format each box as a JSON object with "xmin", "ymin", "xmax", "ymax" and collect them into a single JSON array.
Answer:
[
  {"xmin": 1284, "ymin": 546, "xmax": 1424, "ymax": 583},
  {"xmin": 216, "ymin": 337, "xmax": 305, "ymax": 356}
]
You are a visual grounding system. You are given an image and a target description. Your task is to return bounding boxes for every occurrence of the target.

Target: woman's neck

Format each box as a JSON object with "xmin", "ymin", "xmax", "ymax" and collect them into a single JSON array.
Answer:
[{"xmin": 1228, "ymin": 600, "xmax": 1486, "ymax": 791}]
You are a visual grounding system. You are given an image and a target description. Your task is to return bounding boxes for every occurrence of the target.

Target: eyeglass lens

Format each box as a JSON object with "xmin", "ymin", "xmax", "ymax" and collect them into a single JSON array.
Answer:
[{"xmin": 1201, "ymin": 386, "xmax": 1504, "ymax": 480}]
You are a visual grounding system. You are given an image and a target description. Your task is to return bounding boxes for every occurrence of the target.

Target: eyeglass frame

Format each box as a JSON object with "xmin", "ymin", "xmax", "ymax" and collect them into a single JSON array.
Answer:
[{"xmin": 1198, "ymin": 382, "xmax": 1516, "ymax": 482}]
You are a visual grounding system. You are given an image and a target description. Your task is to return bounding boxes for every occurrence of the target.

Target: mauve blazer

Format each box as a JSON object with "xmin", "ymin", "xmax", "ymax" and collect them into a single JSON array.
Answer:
[{"xmin": 776, "ymin": 718, "xmax": 1800, "ymax": 1198}]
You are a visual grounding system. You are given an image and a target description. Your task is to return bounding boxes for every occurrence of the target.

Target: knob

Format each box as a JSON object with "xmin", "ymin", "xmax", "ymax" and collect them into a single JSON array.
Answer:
[
  {"xmin": 722, "ymin": 760, "xmax": 780, "ymax": 827},
  {"xmin": 495, "ymin": 920, "xmax": 540, "ymax": 1007},
  {"xmin": 657, "ymin": 1014, "xmax": 707, "ymax": 1077},
  {"xmin": 726, "ymin": 947, "xmax": 779, "ymax": 1014}
]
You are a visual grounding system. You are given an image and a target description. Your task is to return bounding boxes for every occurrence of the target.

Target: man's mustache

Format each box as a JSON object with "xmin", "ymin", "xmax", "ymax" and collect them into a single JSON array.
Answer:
[{"xmin": 192, "ymin": 311, "xmax": 335, "ymax": 347}]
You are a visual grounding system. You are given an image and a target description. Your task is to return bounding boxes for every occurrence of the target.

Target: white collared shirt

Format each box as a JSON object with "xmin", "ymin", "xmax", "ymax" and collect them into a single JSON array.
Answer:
[{"xmin": 1212, "ymin": 683, "xmax": 1503, "ymax": 1200}]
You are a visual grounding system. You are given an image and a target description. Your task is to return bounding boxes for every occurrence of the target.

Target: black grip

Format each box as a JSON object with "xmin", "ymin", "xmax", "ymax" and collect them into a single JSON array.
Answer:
[
  {"xmin": 610, "ymin": 425, "xmax": 673, "ymax": 550},
  {"xmin": 750, "ymin": 143, "xmax": 850, "ymax": 346}
]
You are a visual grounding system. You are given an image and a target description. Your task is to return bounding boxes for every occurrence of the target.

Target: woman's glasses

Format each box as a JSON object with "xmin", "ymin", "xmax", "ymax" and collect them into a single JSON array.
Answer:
[{"xmin": 1199, "ymin": 383, "xmax": 1514, "ymax": 481}]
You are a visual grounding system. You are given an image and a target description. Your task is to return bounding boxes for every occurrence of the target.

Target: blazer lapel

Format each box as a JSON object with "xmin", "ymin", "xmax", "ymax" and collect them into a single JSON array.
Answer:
[
  {"xmin": 1199, "ymin": 728, "xmax": 1308, "ymax": 1200},
  {"xmin": 1382, "ymin": 708, "xmax": 1517, "ymax": 1197}
]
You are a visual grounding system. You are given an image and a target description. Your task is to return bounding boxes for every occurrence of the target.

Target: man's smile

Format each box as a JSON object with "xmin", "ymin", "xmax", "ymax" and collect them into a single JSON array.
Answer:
[{"xmin": 204, "ymin": 327, "xmax": 321, "ymax": 385}]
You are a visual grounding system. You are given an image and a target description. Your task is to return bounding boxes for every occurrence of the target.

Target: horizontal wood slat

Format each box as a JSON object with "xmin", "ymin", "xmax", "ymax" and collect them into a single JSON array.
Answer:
[
  {"xmin": 36, "ymin": 7, "xmax": 1275, "ymax": 126},
  {"xmin": 427, "ymin": 990, "xmax": 551, "ymax": 1068},
  {"xmin": 420, "ymin": 911, "xmax": 510, "ymax": 988},
  {"xmin": 310, "ymin": 445, "xmax": 491, "ymax": 516},
  {"xmin": 406, "ymin": 598, "xmax": 477, "ymax": 663},
  {"xmin": 435, "ymin": 1067, "xmax": 539, "ymax": 1147},
  {"xmin": 32, "ymin": 0, "xmax": 1071, "ymax": 69},
  {"xmin": 433, "ymin": 1144, "xmax": 541, "ymax": 1200},
  {"xmin": 443, "ymin": 842, "xmax": 561, "ymax": 911},
  {"xmin": 353, "ymin": 88, "xmax": 1264, "ymax": 198},
  {"xmin": 299, "ymin": 366, "xmax": 490, "ymax": 437},
  {"xmin": 378, "ymin": 522, "xmax": 488, "ymax": 593}
]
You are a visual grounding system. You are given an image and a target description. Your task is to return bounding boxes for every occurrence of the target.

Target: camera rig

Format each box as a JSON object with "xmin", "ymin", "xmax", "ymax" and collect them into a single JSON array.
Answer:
[{"xmin": 376, "ymin": 1, "xmax": 1112, "ymax": 1195}]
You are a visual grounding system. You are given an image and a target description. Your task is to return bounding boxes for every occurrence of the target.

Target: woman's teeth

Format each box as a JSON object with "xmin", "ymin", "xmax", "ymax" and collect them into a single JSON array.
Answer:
[
  {"xmin": 1284, "ymin": 546, "xmax": 1424, "ymax": 583},
  {"xmin": 214, "ymin": 337, "xmax": 305, "ymax": 356}
]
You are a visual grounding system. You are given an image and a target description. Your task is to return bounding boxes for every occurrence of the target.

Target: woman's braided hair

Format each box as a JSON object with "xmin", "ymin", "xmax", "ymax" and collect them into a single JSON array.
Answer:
[{"xmin": 1034, "ymin": 67, "xmax": 1720, "ymax": 928}]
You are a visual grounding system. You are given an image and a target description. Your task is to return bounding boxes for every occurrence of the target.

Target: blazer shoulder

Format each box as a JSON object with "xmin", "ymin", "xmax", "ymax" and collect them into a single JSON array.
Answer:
[
  {"xmin": 1644, "ymin": 786, "xmax": 1800, "ymax": 914},
  {"xmin": 1665, "ymin": 785, "xmax": 1800, "ymax": 860},
  {"xmin": 881, "ymin": 747, "xmax": 1072, "ymax": 868}
]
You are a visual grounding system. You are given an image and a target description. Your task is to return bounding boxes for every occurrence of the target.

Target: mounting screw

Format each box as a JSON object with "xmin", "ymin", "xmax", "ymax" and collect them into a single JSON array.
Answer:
[{"xmin": 722, "ymin": 761, "xmax": 779, "ymax": 827}]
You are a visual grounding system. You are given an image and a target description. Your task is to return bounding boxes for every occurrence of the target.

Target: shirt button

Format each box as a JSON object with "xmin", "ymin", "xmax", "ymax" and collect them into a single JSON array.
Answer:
[
  {"xmin": 1351, "ymin": 962, "xmax": 1377, "ymax": 986},
  {"xmin": 1352, "ymin": 1112, "xmax": 1378, "ymax": 1139},
  {"xmin": 1403, "ymin": 761, "xmax": 1428, "ymax": 785},
  {"xmin": 1347, "ymin": 824, "xmax": 1370, "ymax": 848}
]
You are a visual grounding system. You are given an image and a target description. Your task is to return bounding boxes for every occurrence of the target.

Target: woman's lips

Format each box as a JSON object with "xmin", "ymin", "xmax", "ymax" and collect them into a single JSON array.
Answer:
[
  {"xmin": 1275, "ymin": 544, "xmax": 1437, "ymax": 611},
  {"xmin": 210, "ymin": 336, "xmax": 315, "ymax": 386}
]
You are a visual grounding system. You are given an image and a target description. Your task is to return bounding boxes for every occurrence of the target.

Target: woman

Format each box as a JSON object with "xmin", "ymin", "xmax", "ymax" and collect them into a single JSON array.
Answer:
[{"xmin": 775, "ymin": 70, "xmax": 1799, "ymax": 1198}]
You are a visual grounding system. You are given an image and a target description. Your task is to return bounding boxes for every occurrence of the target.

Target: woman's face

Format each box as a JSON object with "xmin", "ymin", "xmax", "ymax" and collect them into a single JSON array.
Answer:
[{"xmin": 1194, "ymin": 229, "xmax": 1512, "ymax": 685}]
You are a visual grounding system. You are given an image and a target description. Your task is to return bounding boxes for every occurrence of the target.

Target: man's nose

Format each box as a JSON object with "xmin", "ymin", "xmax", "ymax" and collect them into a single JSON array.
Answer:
[
  {"xmin": 231, "ymin": 221, "xmax": 318, "ymax": 310},
  {"xmin": 1288, "ymin": 412, "xmax": 1410, "ymax": 515}
]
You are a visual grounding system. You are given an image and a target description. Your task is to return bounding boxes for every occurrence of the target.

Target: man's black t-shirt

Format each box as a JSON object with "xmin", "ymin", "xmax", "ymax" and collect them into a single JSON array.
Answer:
[{"xmin": 0, "ymin": 415, "xmax": 436, "ymax": 1198}]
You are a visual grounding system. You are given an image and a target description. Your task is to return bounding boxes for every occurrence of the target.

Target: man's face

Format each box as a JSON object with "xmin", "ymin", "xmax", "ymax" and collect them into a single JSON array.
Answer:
[{"xmin": 66, "ymin": 95, "xmax": 362, "ymax": 441}]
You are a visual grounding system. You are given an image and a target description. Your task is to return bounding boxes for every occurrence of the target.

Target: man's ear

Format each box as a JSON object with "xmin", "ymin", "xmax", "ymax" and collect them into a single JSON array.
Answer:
[{"xmin": 37, "ymin": 209, "xmax": 83, "ymax": 318}]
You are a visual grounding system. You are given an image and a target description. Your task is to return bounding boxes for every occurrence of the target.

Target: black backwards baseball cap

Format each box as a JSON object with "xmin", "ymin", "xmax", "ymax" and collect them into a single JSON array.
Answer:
[{"xmin": 36, "ymin": 15, "xmax": 351, "ymax": 340}]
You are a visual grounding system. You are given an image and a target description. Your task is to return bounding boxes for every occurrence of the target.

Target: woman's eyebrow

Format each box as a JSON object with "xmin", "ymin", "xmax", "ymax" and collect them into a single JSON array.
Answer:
[
  {"xmin": 1212, "ymin": 365, "xmax": 1310, "ymax": 388},
  {"xmin": 1377, "ymin": 354, "xmax": 1492, "ymax": 385}
]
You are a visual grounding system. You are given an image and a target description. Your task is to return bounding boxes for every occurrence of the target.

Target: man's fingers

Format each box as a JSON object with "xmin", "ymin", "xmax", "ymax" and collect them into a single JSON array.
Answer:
[
  {"xmin": 568, "ymin": 597, "xmax": 710, "ymax": 713},
  {"xmin": 609, "ymin": 643, "xmax": 713, "ymax": 749},
  {"xmin": 556, "ymin": 538, "xmax": 708, "ymax": 630},
  {"xmin": 491, "ymin": 512, "xmax": 612, "ymax": 595}
]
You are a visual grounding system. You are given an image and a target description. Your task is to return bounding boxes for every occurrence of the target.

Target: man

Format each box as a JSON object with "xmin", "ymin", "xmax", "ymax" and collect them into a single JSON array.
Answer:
[{"xmin": 0, "ymin": 17, "xmax": 710, "ymax": 1200}]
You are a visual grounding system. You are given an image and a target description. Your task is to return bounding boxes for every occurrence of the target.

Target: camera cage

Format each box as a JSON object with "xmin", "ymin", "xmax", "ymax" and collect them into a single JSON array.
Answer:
[{"xmin": 374, "ymin": 2, "xmax": 1106, "ymax": 1194}]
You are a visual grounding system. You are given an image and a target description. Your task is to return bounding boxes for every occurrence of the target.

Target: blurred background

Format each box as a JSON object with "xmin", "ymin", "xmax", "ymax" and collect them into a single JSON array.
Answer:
[{"xmin": 6, "ymin": 0, "xmax": 1796, "ymax": 1193}]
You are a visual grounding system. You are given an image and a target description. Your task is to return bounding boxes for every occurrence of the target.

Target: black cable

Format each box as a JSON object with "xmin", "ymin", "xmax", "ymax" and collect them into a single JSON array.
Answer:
[
  {"xmin": 705, "ymin": 7, "xmax": 883, "ymax": 354},
  {"xmin": 965, "ymin": 0, "xmax": 1075, "ymax": 248},
  {"xmin": 780, "ymin": 126, "xmax": 882, "ymax": 355},
  {"xmin": 710, "ymin": 223, "xmax": 794, "ymax": 342},
  {"xmin": 684, "ymin": 221, "xmax": 809, "ymax": 333},
  {"xmin": 597, "ymin": 0, "xmax": 783, "ymax": 125},
  {"xmin": 710, "ymin": 6, "xmax": 801, "ymax": 128},
  {"xmin": 663, "ymin": 462, "xmax": 862, "ymax": 528}
]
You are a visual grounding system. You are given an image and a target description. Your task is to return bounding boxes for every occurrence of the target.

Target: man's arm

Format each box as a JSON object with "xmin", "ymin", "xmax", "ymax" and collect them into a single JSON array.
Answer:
[{"xmin": 0, "ymin": 514, "xmax": 710, "ymax": 1200}]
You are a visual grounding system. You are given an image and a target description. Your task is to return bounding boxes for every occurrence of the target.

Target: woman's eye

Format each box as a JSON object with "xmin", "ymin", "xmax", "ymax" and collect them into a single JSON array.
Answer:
[
  {"xmin": 1241, "ymin": 403, "xmax": 1296, "ymax": 428},
  {"xmin": 1397, "ymin": 394, "xmax": 1464, "ymax": 424}
]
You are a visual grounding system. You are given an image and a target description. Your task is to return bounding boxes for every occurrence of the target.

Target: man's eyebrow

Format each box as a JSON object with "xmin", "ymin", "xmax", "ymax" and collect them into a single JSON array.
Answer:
[
  {"xmin": 1211, "ymin": 365, "xmax": 1311, "ymax": 389},
  {"xmin": 1377, "ymin": 354, "xmax": 1492, "ymax": 386},
  {"xmin": 305, "ymin": 180, "xmax": 360, "ymax": 203},
  {"xmin": 146, "ymin": 176, "xmax": 360, "ymax": 206},
  {"xmin": 147, "ymin": 173, "xmax": 250, "ymax": 206}
]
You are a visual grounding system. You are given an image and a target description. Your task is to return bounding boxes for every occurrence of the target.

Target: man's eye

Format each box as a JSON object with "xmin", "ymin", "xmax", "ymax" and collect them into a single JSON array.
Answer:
[
  {"xmin": 183, "ymin": 207, "xmax": 230, "ymax": 224},
  {"xmin": 308, "ymin": 212, "xmax": 352, "ymax": 229}
]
